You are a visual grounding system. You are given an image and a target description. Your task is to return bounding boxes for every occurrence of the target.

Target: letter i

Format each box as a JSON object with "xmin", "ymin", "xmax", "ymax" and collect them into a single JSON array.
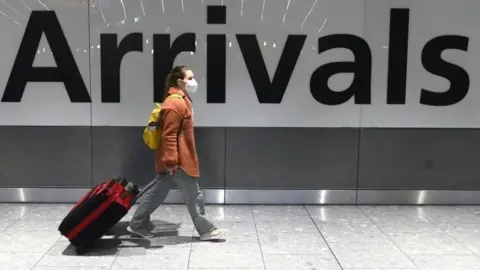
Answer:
[{"xmin": 206, "ymin": 5, "xmax": 227, "ymax": 103}]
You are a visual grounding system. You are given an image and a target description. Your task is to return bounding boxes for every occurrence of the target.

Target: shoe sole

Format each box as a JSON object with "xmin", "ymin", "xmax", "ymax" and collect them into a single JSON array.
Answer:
[
  {"xmin": 126, "ymin": 226, "xmax": 147, "ymax": 238},
  {"xmin": 199, "ymin": 230, "xmax": 226, "ymax": 241}
]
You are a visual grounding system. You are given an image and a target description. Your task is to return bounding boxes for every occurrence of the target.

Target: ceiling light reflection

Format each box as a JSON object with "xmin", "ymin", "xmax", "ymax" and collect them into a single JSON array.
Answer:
[
  {"xmin": 1, "ymin": 0, "xmax": 25, "ymax": 19},
  {"xmin": 119, "ymin": 0, "xmax": 127, "ymax": 19},
  {"xmin": 300, "ymin": 0, "xmax": 317, "ymax": 29},
  {"xmin": 19, "ymin": 0, "xmax": 31, "ymax": 11},
  {"xmin": 0, "ymin": 9, "xmax": 20, "ymax": 26},
  {"xmin": 317, "ymin": 18, "xmax": 327, "ymax": 33},
  {"xmin": 18, "ymin": 188, "xmax": 25, "ymax": 202},
  {"xmin": 139, "ymin": 0, "xmax": 146, "ymax": 16},
  {"xmin": 261, "ymin": 0, "xmax": 265, "ymax": 21},
  {"xmin": 417, "ymin": 190, "xmax": 426, "ymax": 204},
  {"xmin": 319, "ymin": 190, "xmax": 327, "ymax": 204},
  {"xmin": 38, "ymin": 0, "xmax": 49, "ymax": 11}
]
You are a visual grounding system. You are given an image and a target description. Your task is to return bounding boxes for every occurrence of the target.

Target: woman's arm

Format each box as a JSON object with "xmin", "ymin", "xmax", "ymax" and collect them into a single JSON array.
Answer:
[{"xmin": 161, "ymin": 109, "xmax": 183, "ymax": 169}]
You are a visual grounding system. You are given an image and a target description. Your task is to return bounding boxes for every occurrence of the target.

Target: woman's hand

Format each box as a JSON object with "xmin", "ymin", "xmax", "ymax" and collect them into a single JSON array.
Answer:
[{"xmin": 166, "ymin": 166, "xmax": 177, "ymax": 176}]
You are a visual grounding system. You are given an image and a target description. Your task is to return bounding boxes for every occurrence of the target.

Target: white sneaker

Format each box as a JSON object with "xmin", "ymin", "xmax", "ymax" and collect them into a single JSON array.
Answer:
[
  {"xmin": 127, "ymin": 225, "xmax": 153, "ymax": 238},
  {"xmin": 199, "ymin": 228, "xmax": 228, "ymax": 241}
]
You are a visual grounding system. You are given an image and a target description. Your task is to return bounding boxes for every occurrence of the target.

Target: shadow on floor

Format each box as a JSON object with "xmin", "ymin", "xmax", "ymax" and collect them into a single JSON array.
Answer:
[{"xmin": 62, "ymin": 220, "xmax": 194, "ymax": 256}]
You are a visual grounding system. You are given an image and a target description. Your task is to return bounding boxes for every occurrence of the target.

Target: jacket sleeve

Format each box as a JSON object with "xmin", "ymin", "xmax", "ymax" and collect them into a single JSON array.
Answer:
[{"xmin": 161, "ymin": 109, "xmax": 183, "ymax": 168}]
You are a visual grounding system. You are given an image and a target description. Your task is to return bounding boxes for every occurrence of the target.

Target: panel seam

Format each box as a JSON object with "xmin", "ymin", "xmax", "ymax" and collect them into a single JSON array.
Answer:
[{"xmin": 87, "ymin": 0, "xmax": 94, "ymax": 189}]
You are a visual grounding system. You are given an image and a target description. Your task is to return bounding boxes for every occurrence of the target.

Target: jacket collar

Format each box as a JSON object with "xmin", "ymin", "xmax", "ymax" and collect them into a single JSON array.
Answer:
[{"xmin": 168, "ymin": 87, "xmax": 186, "ymax": 98}]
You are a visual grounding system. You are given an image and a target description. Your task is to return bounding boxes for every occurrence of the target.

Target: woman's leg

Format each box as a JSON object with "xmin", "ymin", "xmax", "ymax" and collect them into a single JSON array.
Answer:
[
  {"xmin": 128, "ymin": 173, "xmax": 173, "ymax": 237},
  {"xmin": 172, "ymin": 170, "xmax": 227, "ymax": 239}
]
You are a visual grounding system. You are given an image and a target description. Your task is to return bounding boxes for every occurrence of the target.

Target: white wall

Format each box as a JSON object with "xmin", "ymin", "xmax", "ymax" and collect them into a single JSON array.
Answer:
[{"xmin": 0, "ymin": 0, "xmax": 478, "ymax": 127}]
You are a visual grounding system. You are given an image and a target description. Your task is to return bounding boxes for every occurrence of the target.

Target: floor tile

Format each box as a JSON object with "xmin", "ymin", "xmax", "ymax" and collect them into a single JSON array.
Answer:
[
  {"xmin": 36, "ymin": 239, "xmax": 118, "ymax": 268},
  {"xmin": 205, "ymin": 205, "xmax": 255, "ymax": 223},
  {"xmin": 111, "ymin": 253, "xmax": 189, "ymax": 270},
  {"xmin": 189, "ymin": 242, "xmax": 264, "ymax": 268},
  {"xmin": 118, "ymin": 235, "xmax": 193, "ymax": 254},
  {"xmin": 0, "ymin": 217, "xmax": 20, "ymax": 233},
  {"xmin": 318, "ymin": 222, "xmax": 391, "ymax": 243},
  {"xmin": 465, "ymin": 206, "xmax": 480, "ymax": 215},
  {"xmin": 442, "ymin": 223, "xmax": 480, "ymax": 242},
  {"xmin": 1, "ymin": 203, "xmax": 480, "ymax": 270},
  {"xmin": 373, "ymin": 217, "xmax": 440, "ymax": 233},
  {"xmin": 0, "ymin": 229, "xmax": 60, "ymax": 253},
  {"xmin": 410, "ymin": 254, "xmax": 480, "ymax": 270},
  {"xmin": 418, "ymin": 206, "xmax": 480, "ymax": 226},
  {"xmin": 361, "ymin": 206, "xmax": 429, "ymax": 223},
  {"xmin": 387, "ymin": 230, "xmax": 472, "ymax": 255},
  {"xmin": 0, "ymin": 204, "xmax": 35, "ymax": 219},
  {"xmin": 255, "ymin": 219, "xmax": 318, "ymax": 234},
  {"xmin": 258, "ymin": 232, "xmax": 331, "ymax": 255},
  {"xmin": 33, "ymin": 267, "xmax": 110, "ymax": 270},
  {"xmin": 307, "ymin": 206, "xmax": 372, "ymax": 224},
  {"xmin": 252, "ymin": 205, "xmax": 309, "ymax": 215},
  {"xmin": 263, "ymin": 254, "xmax": 342, "ymax": 270},
  {"xmin": 329, "ymin": 242, "xmax": 416, "ymax": 269},
  {"xmin": 0, "ymin": 252, "xmax": 44, "ymax": 270},
  {"xmin": 8, "ymin": 218, "xmax": 61, "ymax": 231},
  {"xmin": 23, "ymin": 204, "xmax": 73, "ymax": 220},
  {"xmin": 252, "ymin": 205, "xmax": 311, "ymax": 223},
  {"xmin": 188, "ymin": 268, "xmax": 264, "ymax": 270},
  {"xmin": 456, "ymin": 240, "xmax": 480, "ymax": 256}
]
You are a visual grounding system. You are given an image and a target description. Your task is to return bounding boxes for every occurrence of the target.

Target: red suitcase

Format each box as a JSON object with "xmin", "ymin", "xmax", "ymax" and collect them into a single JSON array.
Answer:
[{"xmin": 58, "ymin": 177, "xmax": 144, "ymax": 255}]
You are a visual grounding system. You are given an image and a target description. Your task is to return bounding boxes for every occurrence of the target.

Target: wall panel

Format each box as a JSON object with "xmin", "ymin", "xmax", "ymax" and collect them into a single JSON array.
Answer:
[
  {"xmin": 0, "ymin": 126, "xmax": 91, "ymax": 187},
  {"xmin": 225, "ymin": 128, "xmax": 359, "ymax": 189},
  {"xmin": 358, "ymin": 129, "xmax": 480, "ymax": 189}
]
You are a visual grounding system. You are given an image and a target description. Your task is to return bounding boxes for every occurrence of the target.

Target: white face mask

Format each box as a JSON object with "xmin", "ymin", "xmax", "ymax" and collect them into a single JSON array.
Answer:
[{"xmin": 185, "ymin": 79, "xmax": 198, "ymax": 94}]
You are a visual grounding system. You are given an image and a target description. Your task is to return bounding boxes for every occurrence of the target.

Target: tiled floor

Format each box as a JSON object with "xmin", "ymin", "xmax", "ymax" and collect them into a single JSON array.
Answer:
[{"xmin": 1, "ymin": 204, "xmax": 480, "ymax": 270}]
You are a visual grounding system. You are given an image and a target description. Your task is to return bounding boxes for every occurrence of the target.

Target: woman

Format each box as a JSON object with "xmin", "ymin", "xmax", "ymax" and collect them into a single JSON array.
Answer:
[{"xmin": 127, "ymin": 65, "xmax": 227, "ymax": 240}]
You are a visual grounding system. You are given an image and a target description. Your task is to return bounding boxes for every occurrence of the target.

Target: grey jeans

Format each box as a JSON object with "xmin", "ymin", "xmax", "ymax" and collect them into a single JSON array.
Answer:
[{"xmin": 129, "ymin": 169, "xmax": 216, "ymax": 235}]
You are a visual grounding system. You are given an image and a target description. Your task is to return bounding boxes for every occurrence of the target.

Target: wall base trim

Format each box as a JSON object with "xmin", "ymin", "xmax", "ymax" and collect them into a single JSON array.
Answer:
[
  {"xmin": 0, "ymin": 188, "xmax": 225, "ymax": 204},
  {"xmin": 357, "ymin": 190, "xmax": 480, "ymax": 205},
  {"xmin": 225, "ymin": 189, "xmax": 357, "ymax": 204},
  {"xmin": 1, "ymin": 188, "xmax": 480, "ymax": 205}
]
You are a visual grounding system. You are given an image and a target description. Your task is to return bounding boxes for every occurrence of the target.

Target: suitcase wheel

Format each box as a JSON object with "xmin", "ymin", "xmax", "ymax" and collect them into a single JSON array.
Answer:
[{"xmin": 75, "ymin": 246, "xmax": 88, "ymax": 255}]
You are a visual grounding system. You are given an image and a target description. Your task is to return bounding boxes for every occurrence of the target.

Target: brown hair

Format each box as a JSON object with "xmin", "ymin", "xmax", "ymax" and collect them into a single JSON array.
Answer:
[{"xmin": 164, "ymin": 65, "xmax": 190, "ymax": 100}]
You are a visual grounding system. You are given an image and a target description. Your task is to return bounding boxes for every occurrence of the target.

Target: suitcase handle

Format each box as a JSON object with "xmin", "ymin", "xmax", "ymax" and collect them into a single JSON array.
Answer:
[
  {"xmin": 100, "ymin": 179, "xmax": 118, "ymax": 195},
  {"xmin": 131, "ymin": 176, "xmax": 162, "ymax": 204}
]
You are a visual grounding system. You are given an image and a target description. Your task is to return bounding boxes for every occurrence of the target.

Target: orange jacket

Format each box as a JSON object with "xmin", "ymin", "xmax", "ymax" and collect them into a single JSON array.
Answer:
[{"xmin": 154, "ymin": 87, "xmax": 200, "ymax": 177}]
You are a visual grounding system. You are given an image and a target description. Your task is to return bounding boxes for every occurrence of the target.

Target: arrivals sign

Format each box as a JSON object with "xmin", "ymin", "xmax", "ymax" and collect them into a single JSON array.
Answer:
[{"xmin": 0, "ymin": 1, "xmax": 476, "ymax": 127}]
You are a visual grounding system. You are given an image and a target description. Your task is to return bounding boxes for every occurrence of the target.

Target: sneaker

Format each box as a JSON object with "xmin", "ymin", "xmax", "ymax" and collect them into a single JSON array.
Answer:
[
  {"xmin": 199, "ymin": 228, "xmax": 228, "ymax": 241},
  {"xmin": 127, "ymin": 225, "xmax": 153, "ymax": 238}
]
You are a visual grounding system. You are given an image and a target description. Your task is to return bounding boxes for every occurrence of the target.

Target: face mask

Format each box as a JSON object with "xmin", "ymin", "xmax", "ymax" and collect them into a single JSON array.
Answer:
[{"xmin": 185, "ymin": 79, "xmax": 198, "ymax": 94}]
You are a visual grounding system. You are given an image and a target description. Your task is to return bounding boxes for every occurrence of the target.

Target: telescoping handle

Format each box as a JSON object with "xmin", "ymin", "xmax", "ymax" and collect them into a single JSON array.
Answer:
[{"xmin": 131, "ymin": 176, "xmax": 161, "ymax": 205}]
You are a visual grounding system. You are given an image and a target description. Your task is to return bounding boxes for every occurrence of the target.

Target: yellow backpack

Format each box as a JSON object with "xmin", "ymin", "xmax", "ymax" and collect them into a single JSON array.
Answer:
[{"xmin": 142, "ymin": 94, "xmax": 183, "ymax": 150}]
